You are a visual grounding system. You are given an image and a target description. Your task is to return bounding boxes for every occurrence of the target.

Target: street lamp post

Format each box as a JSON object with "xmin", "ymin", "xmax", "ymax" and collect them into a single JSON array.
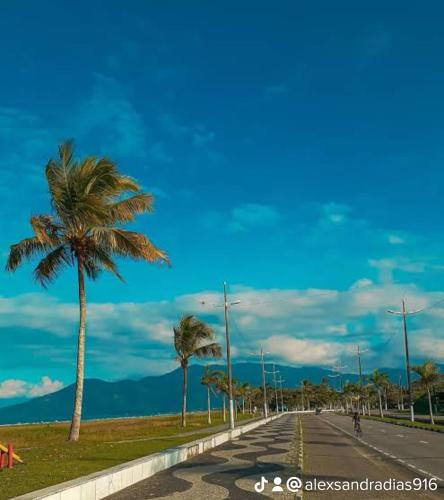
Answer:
[
  {"xmin": 387, "ymin": 299, "xmax": 422, "ymax": 423},
  {"xmin": 265, "ymin": 364, "xmax": 280, "ymax": 413},
  {"xmin": 223, "ymin": 282, "xmax": 241, "ymax": 430},
  {"xmin": 248, "ymin": 345, "xmax": 269, "ymax": 418},
  {"xmin": 201, "ymin": 282, "xmax": 241, "ymax": 430},
  {"xmin": 278, "ymin": 376, "xmax": 285, "ymax": 412}
]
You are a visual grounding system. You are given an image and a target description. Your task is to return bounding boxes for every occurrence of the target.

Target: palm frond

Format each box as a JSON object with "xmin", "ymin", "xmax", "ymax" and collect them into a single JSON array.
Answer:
[
  {"xmin": 108, "ymin": 193, "xmax": 154, "ymax": 223},
  {"xmin": 92, "ymin": 228, "xmax": 169, "ymax": 264},
  {"xmin": 30, "ymin": 215, "xmax": 62, "ymax": 245},
  {"xmin": 34, "ymin": 245, "xmax": 71, "ymax": 287},
  {"xmin": 84, "ymin": 242, "xmax": 123, "ymax": 281},
  {"xmin": 6, "ymin": 237, "xmax": 51, "ymax": 271},
  {"xmin": 194, "ymin": 342, "xmax": 222, "ymax": 359}
]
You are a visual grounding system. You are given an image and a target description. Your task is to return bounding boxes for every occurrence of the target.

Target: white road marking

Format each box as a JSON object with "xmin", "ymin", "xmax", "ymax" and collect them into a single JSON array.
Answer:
[
  {"xmin": 420, "ymin": 440, "xmax": 429, "ymax": 444},
  {"xmin": 396, "ymin": 434, "xmax": 404, "ymax": 438},
  {"xmin": 322, "ymin": 416, "xmax": 444, "ymax": 483}
]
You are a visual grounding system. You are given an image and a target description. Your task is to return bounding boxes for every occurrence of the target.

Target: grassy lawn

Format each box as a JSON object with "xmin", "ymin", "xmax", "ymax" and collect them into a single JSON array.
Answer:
[
  {"xmin": 0, "ymin": 411, "xmax": 254, "ymax": 499},
  {"xmin": 362, "ymin": 415, "xmax": 444, "ymax": 432}
]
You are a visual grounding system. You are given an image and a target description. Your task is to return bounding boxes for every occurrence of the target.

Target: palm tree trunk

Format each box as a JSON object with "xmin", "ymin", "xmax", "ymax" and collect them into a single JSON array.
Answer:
[
  {"xmin": 384, "ymin": 389, "xmax": 388, "ymax": 411},
  {"xmin": 378, "ymin": 389, "xmax": 384, "ymax": 418},
  {"xmin": 181, "ymin": 363, "xmax": 188, "ymax": 427},
  {"xmin": 427, "ymin": 387, "xmax": 435, "ymax": 425},
  {"xmin": 68, "ymin": 260, "xmax": 87, "ymax": 442},
  {"xmin": 207, "ymin": 386, "xmax": 211, "ymax": 425},
  {"xmin": 242, "ymin": 398, "xmax": 245, "ymax": 414},
  {"xmin": 222, "ymin": 395, "xmax": 226, "ymax": 423}
]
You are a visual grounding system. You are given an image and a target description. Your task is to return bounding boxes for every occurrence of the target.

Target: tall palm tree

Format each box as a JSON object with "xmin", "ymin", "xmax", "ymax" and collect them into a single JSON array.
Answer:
[
  {"xmin": 174, "ymin": 315, "xmax": 222, "ymax": 427},
  {"xmin": 412, "ymin": 361, "xmax": 440, "ymax": 424},
  {"xmin": 200, "ymin": 366, "xmax": 219, "ymax": 424},
  {"xmin": 6, "ymin": 142, "xmax": 168, "ymax": 441},
  {"xmin": 369, "ymin": 369, "xmax": 389, "ymax": 418}
]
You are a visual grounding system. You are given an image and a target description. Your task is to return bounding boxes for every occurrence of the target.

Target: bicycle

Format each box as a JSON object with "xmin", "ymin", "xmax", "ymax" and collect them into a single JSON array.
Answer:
[{"xmin": 353, "ymin": 421, "xmax": 362, "ymax": 438}]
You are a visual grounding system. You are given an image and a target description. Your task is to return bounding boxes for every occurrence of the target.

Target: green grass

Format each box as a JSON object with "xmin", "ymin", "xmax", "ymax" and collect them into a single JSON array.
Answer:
[
  {"xmin": 362, "ymin": 415, "xmax": 444, "ymax": 432},
  {"xmin": 0, "ymin": 411, "xmax": 254, "ymax": 499}
]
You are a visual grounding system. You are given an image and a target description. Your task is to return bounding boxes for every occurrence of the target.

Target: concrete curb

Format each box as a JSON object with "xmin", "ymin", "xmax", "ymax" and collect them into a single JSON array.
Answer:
[{"xmin": 13, "ymin": 413, "xmax": 287, "ymax": 500}]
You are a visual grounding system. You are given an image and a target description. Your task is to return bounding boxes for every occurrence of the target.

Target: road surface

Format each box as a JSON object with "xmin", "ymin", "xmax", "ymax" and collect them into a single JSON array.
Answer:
[
  {"xmin": 303, "ymin": 414, "xmax": 443, "ymax": 499},
  {"xmin": 108, "ymin": 414, "xmax": 300, "ymax": 499}
]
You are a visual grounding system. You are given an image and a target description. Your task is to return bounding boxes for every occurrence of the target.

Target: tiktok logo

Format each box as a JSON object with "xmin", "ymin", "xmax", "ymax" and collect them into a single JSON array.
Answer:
[{"xmin": 254, "ymin": 476, "xmax": 269, "ymax": 493}]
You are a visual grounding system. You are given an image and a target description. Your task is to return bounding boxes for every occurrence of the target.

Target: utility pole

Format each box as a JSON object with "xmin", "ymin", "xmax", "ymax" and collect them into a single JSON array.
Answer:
[
  {"xmin": 278, "ymin": 376, "xmax": 285, "ymax": 412},
  {"xmin": 351, "ymin": 346, "xmax": 367, "ymax": 413},
  {"xmin": 223, "ymin": 282, "xmax": 235, "ymax": 430},
  {"xmin": 329, "ymin": 360, "xmax": 347, "ymax": 392},
  {"xmin": 248, "ymin": 345, "xmax": 269, "ymax": 418},
  {"xmin": 266, "ymin": 364, "xmax": 280, "ymax": 413},
  {"xmin": 399, "ymin": 374, "xmax": 404, "ymax": 411},
  {"xmin": 387, "ymin": 299, "xmax": 421, "ymax": 422},
  {"xmin": 201, "ymin": 283, "xmax": 241, "ymax": 430},
  {"xmin": 357, "ymin": 346, "xmax": 363, "ymax": 387}
]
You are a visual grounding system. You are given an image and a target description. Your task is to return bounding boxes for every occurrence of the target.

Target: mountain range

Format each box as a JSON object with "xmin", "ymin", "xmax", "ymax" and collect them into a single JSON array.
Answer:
[{"xmin": 0, "ymin": 363, "xmax": 436, "ymax": 425}]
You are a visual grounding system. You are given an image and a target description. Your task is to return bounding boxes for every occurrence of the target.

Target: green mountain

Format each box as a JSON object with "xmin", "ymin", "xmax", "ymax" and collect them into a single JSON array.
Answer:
[{"xmin": 0, "ymin": 363, "xmax": 431, "ymax": 425}]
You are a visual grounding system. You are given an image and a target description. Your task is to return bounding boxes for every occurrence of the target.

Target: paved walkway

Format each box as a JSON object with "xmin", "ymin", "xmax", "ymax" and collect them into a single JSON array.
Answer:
[{"xmin": 108, "ymin": 414, "xmax": 300, "ymax": 499}]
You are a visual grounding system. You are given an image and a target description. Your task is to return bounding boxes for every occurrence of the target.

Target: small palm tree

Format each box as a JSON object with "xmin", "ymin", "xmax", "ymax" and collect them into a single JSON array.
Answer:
[
  {"xmin": 369, "ymin": 369, "xmax": 389, "ymax": 418},
  {"xmin": 214, "ymin": 371, "xmax": 232, "ymax": 423},
  {"xmin": 412, "ymin": 361, "xmax": 440, "ymax": 424},
  {"xmin": 237, "ymin": 382, "xmax": 250, "ymax": 414},
  {"xmin": 174, "ymin": 316, "xmax": 222, "ymax": 427},
  {"xmin": 6, "ymin": 142, "xmax": 168, "ymax": 441},
  {"xmin": 201, "ymin": 366, "xmax": 219, "ymax": 424},
  {"xmin": 301, "ymin": 379, "xmax": 312, "ymax": 410}
]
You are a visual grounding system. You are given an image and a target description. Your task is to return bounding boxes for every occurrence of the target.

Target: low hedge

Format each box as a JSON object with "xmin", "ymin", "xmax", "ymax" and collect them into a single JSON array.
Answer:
[{"xmin": 361, "ymin": 414, "xmax": 444, "ymax": 433}]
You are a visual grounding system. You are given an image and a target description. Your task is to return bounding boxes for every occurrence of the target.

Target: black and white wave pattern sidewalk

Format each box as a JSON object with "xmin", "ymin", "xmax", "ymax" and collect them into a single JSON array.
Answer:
[{"xmin": 108, "ymin": 414, "xmax": 300, "ymax": 500}]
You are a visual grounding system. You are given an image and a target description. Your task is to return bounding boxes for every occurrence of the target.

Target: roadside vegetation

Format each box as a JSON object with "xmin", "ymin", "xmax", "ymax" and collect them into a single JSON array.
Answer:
[
  {"xmin": 0, "ymin": 412, "xmax": 254, "ymax": 499},
  {"xmin": 361, "ymin": 414, "xmax": 444, "ymax": 433}
]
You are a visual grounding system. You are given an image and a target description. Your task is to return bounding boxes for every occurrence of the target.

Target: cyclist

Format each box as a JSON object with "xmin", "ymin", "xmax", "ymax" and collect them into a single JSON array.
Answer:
[{"xmin": 352, "ymin": 412, "xmax": 362, "ymax": 437}]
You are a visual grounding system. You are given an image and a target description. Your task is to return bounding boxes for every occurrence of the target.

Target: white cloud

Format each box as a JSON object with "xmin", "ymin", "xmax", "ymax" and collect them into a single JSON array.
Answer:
[
  {"xmin": 263, "ymin": 336, "xmax": 348, "ymax": 366},
  {"xmin": 369, "ymin": 258, "xmax": 426, "ymax": 283},
  {"xmin": 2, "ymin": 282, "xmax": 443, "ymax": 378},
  {"xmin": 350, "ymin": 278, "xmax": 374, "ymax": 289},
  {"xmin": 0, "ymin": 376, "xmax": 63, "ymax": 399},
  {"xmin": 388, "ymin": 234, "xmax": 405, "ymax": 245}
]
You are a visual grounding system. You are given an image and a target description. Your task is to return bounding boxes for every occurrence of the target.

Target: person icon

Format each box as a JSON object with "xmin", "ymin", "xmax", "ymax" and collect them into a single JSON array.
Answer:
[{"xmin": 272, "ymin": 477, "xmax": 284, "ymax": 492}]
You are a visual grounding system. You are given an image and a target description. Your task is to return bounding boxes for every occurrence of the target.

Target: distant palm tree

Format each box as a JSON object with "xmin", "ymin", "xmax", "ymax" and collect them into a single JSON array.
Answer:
[
  {"xmin": 214, "ymin": 371, "xmax": 233, "ymax": 423},
  {"xmin": 201, "ymin": 366, "xmax": 219, "ymax": 424},
  {"xmin": 412, "ymin": 361, "xmax": 440, "ymax": 425},
  {"xmin": 369, "ymin": 369, "xmax": 389, "ymax": 418},
  {"xmin": 174, "ymin": 316, "xmax": 222, "ymax": 427},
  {"xmin": 301, "ymin": 380, "xmax": 312, "ymax": 410},
  {"xmin": 6, "ymin": 141, "xmax": 168, "ymax": 441},
  {"xmin": 237, "ymin": 382, "xmax": 251, "ymax": 414}
]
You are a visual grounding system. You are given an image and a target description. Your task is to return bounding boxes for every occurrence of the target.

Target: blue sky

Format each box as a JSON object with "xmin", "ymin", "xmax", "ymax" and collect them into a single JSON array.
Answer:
[{"xmin": 1, "ymin": 1, "xmax": 444, "ymax": 398}]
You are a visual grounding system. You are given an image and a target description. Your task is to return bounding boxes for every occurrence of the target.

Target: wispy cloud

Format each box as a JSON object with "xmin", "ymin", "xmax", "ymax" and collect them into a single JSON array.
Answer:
[
  {"xmin": 265, "ymin": 83, "xmax": 289, "ymax": 94},
  {"xmin": 75, "ymin": 74, "xmax": 147, "ymax": 158},
  {"xmin": 227, "ymin": 203, "xmax": 281, "ymax": 232},
  {"xmin": 202, "ymin": 203, "xmax": 282, "ymax": 233},
  {"xmin": 0, "ymin": 376, "xmax": 63, "ymax": 399}
]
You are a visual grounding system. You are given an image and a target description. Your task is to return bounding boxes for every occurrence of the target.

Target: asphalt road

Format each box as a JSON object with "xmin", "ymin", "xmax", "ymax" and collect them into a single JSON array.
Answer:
[
  {"xmin": 303, "ymin": 414, "xmax": 443, "ymax": 499},
  {"xmin": 108, "ymin": 414, "xmax": 300, "ymax": 499}
]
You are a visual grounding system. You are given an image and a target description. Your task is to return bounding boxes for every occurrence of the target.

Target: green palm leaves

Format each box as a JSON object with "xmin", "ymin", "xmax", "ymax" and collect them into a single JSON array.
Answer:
[{"xmin": 7, "ymin": 141, "xmax": 168, "ymax": 286}]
